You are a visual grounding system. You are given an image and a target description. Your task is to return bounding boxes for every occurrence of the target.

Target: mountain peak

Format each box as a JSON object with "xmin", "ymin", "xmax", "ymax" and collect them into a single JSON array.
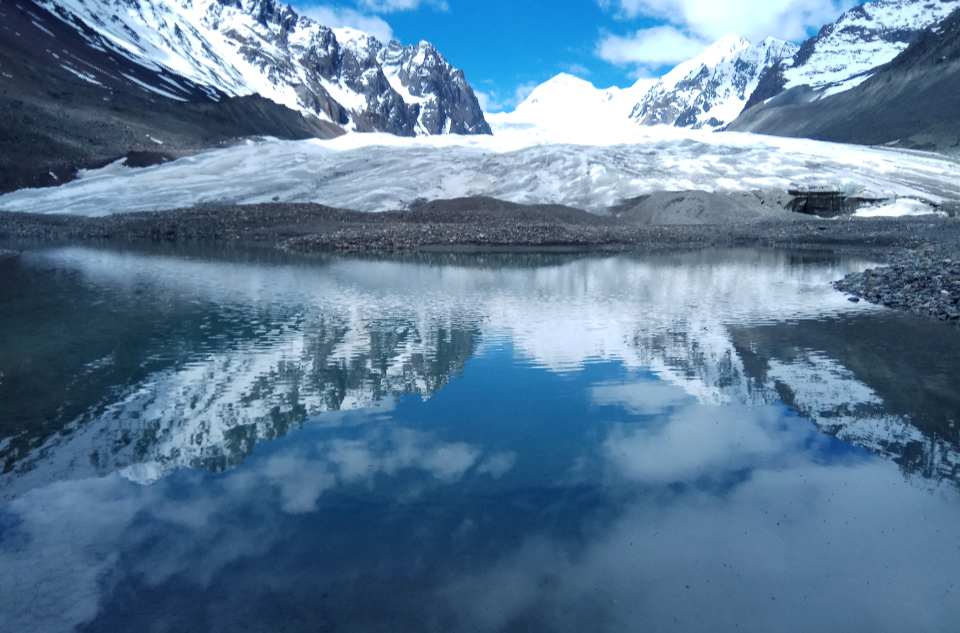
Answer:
[
  {"xmin": 773, "ymin": 0, "xmax": 960, "ymax": 98},
  {"xmin": 631, "ymin": 36, "xmax": 798, "ymax": 130},
  {"xmin": 34, "ymin": 0, "xmax": 489, "ymax": 136}
]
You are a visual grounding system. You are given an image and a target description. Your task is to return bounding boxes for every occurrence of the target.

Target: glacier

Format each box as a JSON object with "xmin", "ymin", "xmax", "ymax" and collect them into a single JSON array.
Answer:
[{"xmin": 1, "ymin": 126, "xmax": 959, "ymax": 216}]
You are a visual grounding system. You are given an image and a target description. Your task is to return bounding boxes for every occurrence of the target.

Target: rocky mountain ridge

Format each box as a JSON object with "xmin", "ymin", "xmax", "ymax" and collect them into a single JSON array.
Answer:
[
  {"xmin": 743, "ymin": 0, "xmax": 960, "ymax": 111},
  {"xmin": 500, "ymin": 0, "xmax": 958, "ymax": 144},
  {"xmin": 728, "ymin": 5, "xmax": 960, "ymax": 153},
  {"xmin": 630, "ymin": 36, "xmax": 798, "ymax": 131},
  {"xmin": 31, "ymin": 0, "xmax": 490, "ymax": 136},
  {"xmin": 0, "ymin": 0, "xmax": 347, "ymax": 193}
]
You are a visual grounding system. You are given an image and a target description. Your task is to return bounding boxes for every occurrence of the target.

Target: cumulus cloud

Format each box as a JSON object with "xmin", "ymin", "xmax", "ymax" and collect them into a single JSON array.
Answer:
[
  {"xmin": 596, "ymin": 25, "xmax": 711, "ymax": 67},
  {"xmin": 596, "ymin": 0, "xmax": 859, "ymax": 73},
  {"xmin": 605, "ymin": 0, "xmax": 858, "ymax": 42},
  {"xmin": 301, "ymin": 6, "xmax": 395, "ymax": 44}
]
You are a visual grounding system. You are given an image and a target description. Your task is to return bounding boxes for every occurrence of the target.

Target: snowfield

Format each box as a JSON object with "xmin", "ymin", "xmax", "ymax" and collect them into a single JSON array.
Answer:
[{"xmin": 1, "ymin": 126, "xmax": 959, "ymax": 216}]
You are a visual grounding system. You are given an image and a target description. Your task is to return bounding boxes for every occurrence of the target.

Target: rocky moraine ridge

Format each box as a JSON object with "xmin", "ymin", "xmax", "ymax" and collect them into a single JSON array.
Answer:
[{"xmin": 835, "ymin": 242, "xmax": 960, "ymax": 321}]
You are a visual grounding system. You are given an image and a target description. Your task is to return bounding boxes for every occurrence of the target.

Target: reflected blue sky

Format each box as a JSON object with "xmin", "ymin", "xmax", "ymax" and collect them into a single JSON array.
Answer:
[{"xmin": 1, "ymin": 246, "xmax": 959, "ymax": 632}]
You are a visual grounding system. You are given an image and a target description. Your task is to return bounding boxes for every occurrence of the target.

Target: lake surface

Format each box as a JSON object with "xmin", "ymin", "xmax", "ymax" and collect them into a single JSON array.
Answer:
[{"xmin": 1, "ymin": 244, "xmax": 959, "ymax": 633}]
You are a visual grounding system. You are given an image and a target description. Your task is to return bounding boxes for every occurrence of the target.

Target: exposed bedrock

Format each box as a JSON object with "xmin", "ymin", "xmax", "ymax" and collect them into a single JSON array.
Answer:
[{"xmin": 0, "ymin": 1, "xmax": 344, "ymax": 195}]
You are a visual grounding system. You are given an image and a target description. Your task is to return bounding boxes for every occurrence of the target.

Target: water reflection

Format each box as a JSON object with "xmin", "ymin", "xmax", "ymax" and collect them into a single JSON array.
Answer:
[{"xmin": 1, "ymin": 245, "xmax": 959, "ymax": 633}]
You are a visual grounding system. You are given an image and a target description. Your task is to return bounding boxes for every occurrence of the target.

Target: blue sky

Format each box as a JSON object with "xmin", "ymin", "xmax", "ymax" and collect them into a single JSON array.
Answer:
[{"xmin": 297, "ymin": 0, "xmax": 861, "ymax": 112}]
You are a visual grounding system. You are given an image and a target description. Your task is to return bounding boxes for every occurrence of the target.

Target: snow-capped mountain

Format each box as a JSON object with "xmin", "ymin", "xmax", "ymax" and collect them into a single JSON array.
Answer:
[
  {"xmin": 629, "ymin": 36, "xmax": 798, "ymax": 131},
  {"xmin": 729, "ymin": 4, "xmax": 960, "ymax": 152},
  {"xmin": 746, "ymin": 0, "xmax": 960, "ymax": 109},
  {"xmin": 33, "ymin": 0, "xmax": 490, "ymax": 136},
  {"xmin": 487, "ymin": 73, "xmax": 656, "ymax": 131}
]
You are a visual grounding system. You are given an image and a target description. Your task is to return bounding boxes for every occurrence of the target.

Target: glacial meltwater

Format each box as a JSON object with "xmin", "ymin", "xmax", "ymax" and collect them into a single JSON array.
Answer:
[{"xmin": 1, "ymin": 244, "xmax": 959, "ymax": 633}]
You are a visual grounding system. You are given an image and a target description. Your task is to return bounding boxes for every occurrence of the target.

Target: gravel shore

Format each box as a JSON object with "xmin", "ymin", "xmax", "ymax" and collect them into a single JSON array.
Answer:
[
  {"xmin": 834, "ymin": 241, "xmax": 960, "ymax": 321},
  {"xmin": 1, "ymin": 196, "xmax": 957, "ymax": 254},
  {"xmin": 2, "ymin": 196, "xmax": 959, "ymax": 322}
]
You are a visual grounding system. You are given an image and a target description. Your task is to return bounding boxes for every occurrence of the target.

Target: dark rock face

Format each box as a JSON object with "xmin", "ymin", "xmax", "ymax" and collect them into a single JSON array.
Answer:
[
  {"xmin": 786, "ymin": 189, "xmax": 897, "ymax": 218},
  {"xmin": 740, "ymin": 59, "xmax": 787, "ymax": 113},
  {"xmin": 378, "ymin": 41, "xmax": 492, "ymax": 135},
  {"xmin": 739, "ymin": 0, "xmax": 959, "ymax": 118},
  {"xmin": 33, "ymin": 0, "xmax": 490, "ymax": 137},
  {"xmin": 630, "ymin": 38, "xmax": 796, "ymax": 131},
  {"xmin": 728, "ymin": 7, "xmax": 960, "ymax": 154},
  {"xmin": 0, "ymin": 0, "xmax": 344, "ymax": 194},
  {"xmin": 835, "ymin": 242, "xmax": 960, "ymax": 321}
]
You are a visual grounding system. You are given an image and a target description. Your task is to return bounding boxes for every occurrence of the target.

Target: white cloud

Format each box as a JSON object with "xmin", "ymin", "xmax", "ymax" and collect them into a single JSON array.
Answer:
[
  {"xmin": 605, "ymin": 0, "xmax": 858, "ymax": 43},
  {"xmin": 475, "ymin": 82, "xmax": 539, "ymax": 113},
  {"xmin": 476, "ymin": 452, "xmax": 517, "ymax": 479},
  {"xmin": 564, "ymin": 63, "xmax": 593, "ymax": 77},
  {"xmin": 596, "ymin": 25, "xmax": 711, "ymax": 66},
  {"xmin": 301, "ymin": 6, "xmax": 395, "ymax": 44},
  {"xmin": 473, "ymin": 90, "xmax": 496, "ymax": 112},
  {"xmin": 513, "ymin": 81, "xmax": 538, "ymax": 104},
  {"xmin": 357, "ymin": 0, "xmax": 449, "ymax": 13},
  {"xmin": 596, "ymin": 0, "xmax": 859, "ymax": 74}
]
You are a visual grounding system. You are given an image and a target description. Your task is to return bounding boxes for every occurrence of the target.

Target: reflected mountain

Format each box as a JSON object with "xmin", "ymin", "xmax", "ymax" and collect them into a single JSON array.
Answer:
[
  {"xmin": 5, "ymin": 245, "xmax": 960, "ymax": 633},
  {"xmin": 730, "ymin": 314, "xmax": 960, "ymax": 489},
  {"xmin": 2, "ymin": 244, "xmax": 959, "ymax": 500}
]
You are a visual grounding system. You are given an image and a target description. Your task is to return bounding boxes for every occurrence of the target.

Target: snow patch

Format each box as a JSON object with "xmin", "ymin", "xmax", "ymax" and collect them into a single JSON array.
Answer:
[
  {"xmin": 854, "ymin": 198, "xmax": 943, "ymax": 217},
  {"xmin": 121, "ymin": 72, "xmax": 188, "ymax": 102},
  {"xmin": 60, "ymin": 64, "xmax": 101, "ymax": 85}
]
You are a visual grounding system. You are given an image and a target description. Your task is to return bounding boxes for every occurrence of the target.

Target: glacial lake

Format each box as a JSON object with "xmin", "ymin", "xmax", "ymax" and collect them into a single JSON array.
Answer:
[{"xmin": 1, "ymin": 244, "xmax": 959, "ymax": 633}]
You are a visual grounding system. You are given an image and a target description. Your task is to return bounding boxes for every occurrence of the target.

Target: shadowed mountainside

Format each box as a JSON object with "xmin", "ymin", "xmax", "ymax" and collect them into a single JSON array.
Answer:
[
  {"xmin": 0, "ymin": 0, "xmax": 343, "ymax": 194},
  {"xmin": 729, "ymin": 8, "xmax": 960, "ymax": 154}
]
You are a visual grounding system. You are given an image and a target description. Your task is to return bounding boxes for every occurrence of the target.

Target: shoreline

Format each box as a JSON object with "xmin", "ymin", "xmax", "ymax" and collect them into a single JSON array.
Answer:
[
  {"xmin": 2, "ymin": 197, "xmax": 959, "ymax": 321},
  {"xmin": 1, "ymin": 197, "xmax": 957, "ymax": 253},
  {"xmin": 834, "ymin": 242, "xmax": 960, "ymax": 322}
]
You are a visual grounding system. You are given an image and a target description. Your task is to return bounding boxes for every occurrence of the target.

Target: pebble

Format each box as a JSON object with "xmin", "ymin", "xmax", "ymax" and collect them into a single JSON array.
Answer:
[{"xmin": 834, "ymin": 241, "xmax": 960, "ymax": 322}]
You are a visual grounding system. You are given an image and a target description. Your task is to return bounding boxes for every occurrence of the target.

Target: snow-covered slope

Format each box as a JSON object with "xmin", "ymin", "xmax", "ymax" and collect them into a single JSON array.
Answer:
[
  {"xmin": 747, "ymin": 0, "xmax": 960, "ymax": 108},
  {"xmin": 2, "ymin": 131, "xmax": 959, "ymax": 215},
  {"xmin": 630, "ymin": 36, "xmax": 798, "ymax": 131},
  {"xmin": 730, "ymin": 4, "xmax": 960, "ymax": 151},
  {"xmin": 487, "ymin": 73, "xmax": 656, "ymax": 134},
  {"xmin": 33, "ymin": 0, "xmax": 490, "ymax": 136}
]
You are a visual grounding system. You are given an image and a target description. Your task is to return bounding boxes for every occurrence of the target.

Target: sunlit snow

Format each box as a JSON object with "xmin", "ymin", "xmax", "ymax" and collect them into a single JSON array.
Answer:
[
  {"xmin": 1, "ymin": 125, "xmax": 959, "ymax": 216},
  {"xmin": 854, "ymin": 199, "xmax": 943, "ymax": 217}
]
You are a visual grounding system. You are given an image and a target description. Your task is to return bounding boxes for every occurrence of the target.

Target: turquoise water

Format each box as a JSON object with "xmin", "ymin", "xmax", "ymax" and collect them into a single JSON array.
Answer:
[{"xmin": 1, "ymin": 245, "xmax": 958, "ymax": 633}]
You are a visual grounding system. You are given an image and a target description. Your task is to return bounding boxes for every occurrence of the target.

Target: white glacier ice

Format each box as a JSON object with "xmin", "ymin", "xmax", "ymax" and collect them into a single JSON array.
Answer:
[{"xmin": 1, "ymin": 127, "xmax": 959, "ymax": 215}]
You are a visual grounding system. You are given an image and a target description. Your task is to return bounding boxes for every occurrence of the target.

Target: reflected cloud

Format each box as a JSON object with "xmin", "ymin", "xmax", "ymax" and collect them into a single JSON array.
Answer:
[
  {"xmin": 2, "ymin": 245, "xmax": 957, "ymax": 504},
  {"xmin": 592, "ymin": 380, "xmax": 694, "ymax": 416},
  {"xmin": 477, "ymin": 452, "xmax": 518, "ymax": 479},
  {"xmin": 0, "ymin": 423, "xmax": 489, "ymax": 632},
  {"xmin": 327, "ymin": 429, "xmax": 481, "ymax": 485},
  {"xmin": 603, "ymin": 405, "xmax": 801, "ymax": 484},
  {"xmin": 439, "ymin": 459, "xmax": 960, "ymax": 633}
]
